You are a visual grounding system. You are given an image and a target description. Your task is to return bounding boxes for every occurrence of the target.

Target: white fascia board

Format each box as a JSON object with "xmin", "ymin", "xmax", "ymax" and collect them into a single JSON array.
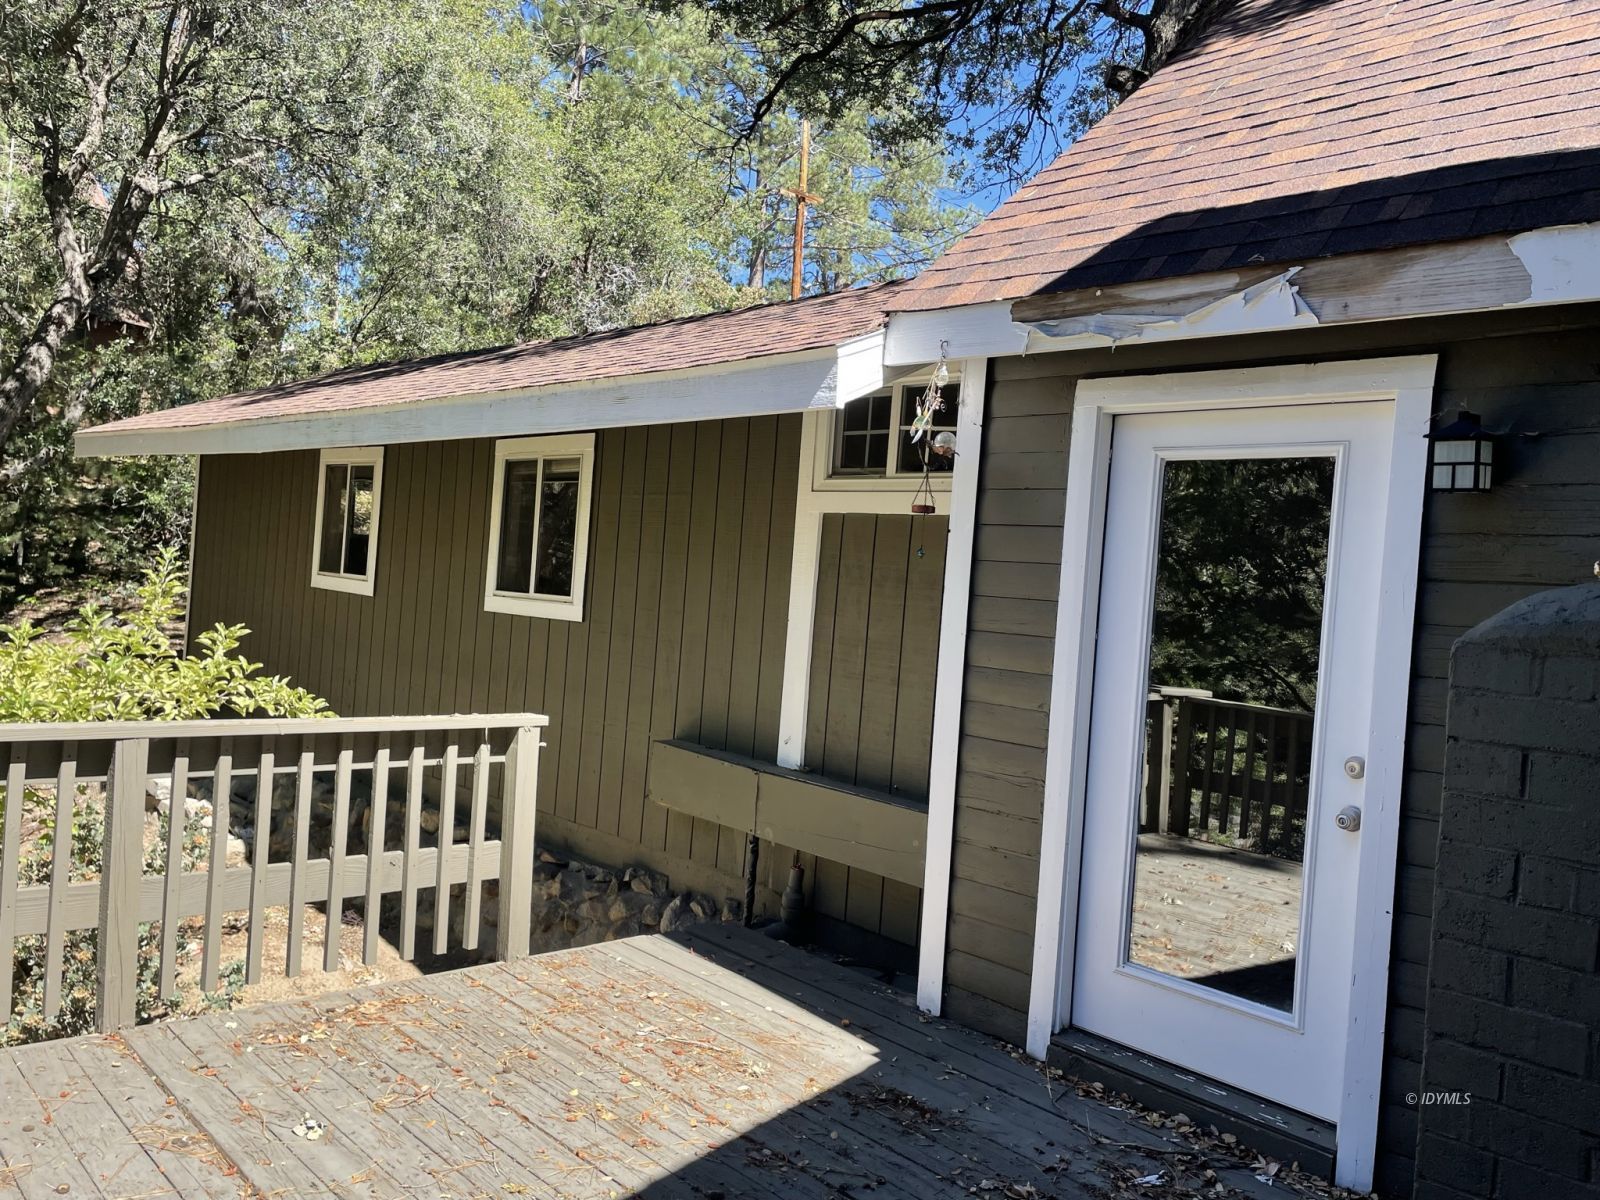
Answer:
[
  {"xmin": 76, "ymin": 348, "xmax": 839, "ymax": 458},
  {"xmin": 882, "ymin": 301, "xmax": 1030, "ymax": 366},
  {"xmin": 835, "ymin": 329, "xmax": 887, "ymax": 403},
  {"xmin": 1508, "ymin": 221, "xmax": 1600, "ymax": 303}
]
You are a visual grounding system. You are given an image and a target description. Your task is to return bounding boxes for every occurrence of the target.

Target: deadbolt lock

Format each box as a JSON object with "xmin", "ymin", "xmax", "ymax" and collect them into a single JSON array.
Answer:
[{"xmin": 1344, "ymin": 756, "xmax": 1366, "ymax": 780}]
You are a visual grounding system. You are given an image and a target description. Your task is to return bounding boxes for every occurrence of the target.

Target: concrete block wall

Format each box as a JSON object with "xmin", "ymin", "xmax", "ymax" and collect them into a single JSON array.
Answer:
[{"xmin": 1415, "ymin": 583, "xmax": 1600, "ymax": 1200}]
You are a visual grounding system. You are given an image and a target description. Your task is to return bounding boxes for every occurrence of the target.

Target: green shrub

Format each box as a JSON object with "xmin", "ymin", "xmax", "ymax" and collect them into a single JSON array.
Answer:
[
  {"xmin": 1, "ymin": 550, "xmax": 326, "ymax": 1041},
  {"xmin": 0, "ymin": 547, "xmax": 330, "ymax": 721}
]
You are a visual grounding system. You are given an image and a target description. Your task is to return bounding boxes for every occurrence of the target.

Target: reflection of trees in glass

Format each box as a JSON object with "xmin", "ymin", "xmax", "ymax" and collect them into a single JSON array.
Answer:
[{"xmin": 1148, "ymin": 458, "xmax": 1335, "ymax": 713}]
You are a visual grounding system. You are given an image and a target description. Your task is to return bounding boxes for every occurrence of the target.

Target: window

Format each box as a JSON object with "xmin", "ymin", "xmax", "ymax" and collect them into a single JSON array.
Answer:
[
  {"xmin": 312, "ymin": 447, "xmax": 383, "ymax": 595},
  {"xmin": 485, "ymin": 433, "xmax": 595, "ymax": 620},
  {"xmin": 833, "ymin": 382, "xmax": 960, "ymax": 479}
]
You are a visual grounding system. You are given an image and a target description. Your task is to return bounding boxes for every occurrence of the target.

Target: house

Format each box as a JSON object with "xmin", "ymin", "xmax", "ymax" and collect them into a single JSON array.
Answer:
[{"xmin": 76, "ymin": 0, "xmax": 1600, "ymax": 1196}]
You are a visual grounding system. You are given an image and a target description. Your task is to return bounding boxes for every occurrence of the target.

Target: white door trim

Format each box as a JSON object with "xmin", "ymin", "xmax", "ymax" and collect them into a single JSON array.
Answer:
[{"xmin": 1024, "ymin": 355, "xmax": 1435, "ymax": 1193}]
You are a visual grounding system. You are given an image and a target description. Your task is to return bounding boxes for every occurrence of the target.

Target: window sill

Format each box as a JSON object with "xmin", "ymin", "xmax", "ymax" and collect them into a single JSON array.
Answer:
[
  {"xmin": 483, "ymin": 592, "xmax": 584, "ymax": 621},
  {"xmin": 311, "ymin": 573, "xmax": 376, "ymax": 597}
]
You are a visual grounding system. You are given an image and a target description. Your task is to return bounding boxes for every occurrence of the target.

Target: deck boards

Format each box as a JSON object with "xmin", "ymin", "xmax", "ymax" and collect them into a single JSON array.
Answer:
[{"xmin": 2, "ymin": 927, "xmax": 1300, "ymax": 1198}]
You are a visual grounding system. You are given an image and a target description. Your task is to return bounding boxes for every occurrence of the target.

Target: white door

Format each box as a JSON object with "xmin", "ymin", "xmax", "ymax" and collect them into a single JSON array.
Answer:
[{"xmin": 1072, "ymin": 401, "xmax": 1395, "ymax": 1122}]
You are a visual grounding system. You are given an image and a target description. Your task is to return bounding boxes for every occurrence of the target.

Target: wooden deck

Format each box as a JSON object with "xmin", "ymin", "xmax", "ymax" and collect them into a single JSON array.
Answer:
[
  {"xmin": 1129, "ymin": 834, "xmax": 1303, "ymax": 1009},
  {"xmin": 1, "ymin": 925, "xmax": 1307, "ymax": 1199}
]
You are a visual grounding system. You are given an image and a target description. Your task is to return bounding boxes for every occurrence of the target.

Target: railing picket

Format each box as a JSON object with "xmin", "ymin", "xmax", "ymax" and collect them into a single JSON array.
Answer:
[
  {"xmin": 42, "ymin": 744, "xmax": 78, "ymax": 1021},
  {"xmin": 400, "ymin": 744, "xmax": 424, "ymax": 961},
  {"xmin": 496, "ymin": 727, "xmax": 541, "ymax": 960},
  {"xmin": 1169, "ymin": 701, "xmax": 1195, "ymax": 836},
  {"xmin": 462, "ymin": 740, "xmax": 491, "ymax": 953},
  {"xmin": 1197, "ymin": 707, "xmax": 1218, "ymax": 834},
  {"xmin": 324, "ymin": 743, "xmax": 354, "ymax": 973},
  {"xmin": 0, "ymin": 754, "xmax": 27, "ymax": 1024},
  {"xmin": 97, "ymin": 737, "xmax": 148, "ymax": 1032},
  {"xmin": 433, "ymin": 743, "xmax": 460, "ymax": 955},
  {"xmin": 363, "ymin": 745, "xmax": 391, "ymax": 965},
  {"xmin": 1239, "ymin": 710, "xmax": 1259, "ymax": 844},
  {"xmin": 201, "ymin": 745, "xmax": 233, "ymax": 992},
  {"xmin": 159, "ymin": 742, "xmax": 192, "ymax": 998},
  {"xmin": 285, "ymin": 743, "xmax": 314, "ymax": 977},
  {"xmin": 245, "ymin": 748, "xmax": 274, "ymax": 984}
]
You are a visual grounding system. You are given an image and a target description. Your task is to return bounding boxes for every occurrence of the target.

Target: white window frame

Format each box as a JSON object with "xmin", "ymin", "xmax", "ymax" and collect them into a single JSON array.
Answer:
[
  {"xmin": 310, "ymin": 446, "xmax": 384, "ymax": 597},
  {"xmin": 814, "ymin": 376, "xmax": 960, "ymax": 493},
  {"xmin": 484, "ymin": 432, "xmax": 596, "ymax": 621}
]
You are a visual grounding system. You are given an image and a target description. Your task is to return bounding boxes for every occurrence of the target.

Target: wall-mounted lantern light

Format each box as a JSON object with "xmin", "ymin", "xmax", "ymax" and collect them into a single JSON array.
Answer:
[{"xmin": 1429, "ymin": 410, "xmax": 1496, "ymax": 492}]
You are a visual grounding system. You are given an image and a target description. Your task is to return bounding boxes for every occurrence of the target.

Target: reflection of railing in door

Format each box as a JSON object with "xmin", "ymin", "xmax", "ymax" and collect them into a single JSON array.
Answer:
[{"xmin": 1142, "ymin": 688, "xmax": 1314, "ymax": 861}]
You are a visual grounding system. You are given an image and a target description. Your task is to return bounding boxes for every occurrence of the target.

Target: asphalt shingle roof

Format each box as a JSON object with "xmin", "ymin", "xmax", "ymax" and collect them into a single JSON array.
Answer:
[
  {"xmin": 92, "ymin": 282, "xmax": 900, "ymax": 435},
  {"xmin": 890, "ymin": 0, "xmax": 1600, "ymax": 311}
]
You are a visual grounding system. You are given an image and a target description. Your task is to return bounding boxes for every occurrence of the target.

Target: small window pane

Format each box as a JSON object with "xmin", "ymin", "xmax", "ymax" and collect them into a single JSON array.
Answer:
[
  {"xmin": 534, "ymin": 457, "xmax": 582, "ymax": 597},
  {"xmin": 345, "ymin": 466, "xmax": 374, "ymax": 576},
  {"xmin": 842, "ymin": 397, "xmax": 873, "ymax": 433},
  {"xmin": 869, "ymin": 393, "xmax": 891, "ymax": 430},
  {"xmin": 319, "ymin": 464, "xmax": 348, "ymax": 575},
  {"xmin": 497, "ymin": 459, "xmax": 540, "ymax": 595},
  {"xmin": 838, "ymin": 433, "xmax": 866, "ymax": 471},
  {"xmin": 865, "ymin": 431, "xmax": 889, "ymax": 470}
]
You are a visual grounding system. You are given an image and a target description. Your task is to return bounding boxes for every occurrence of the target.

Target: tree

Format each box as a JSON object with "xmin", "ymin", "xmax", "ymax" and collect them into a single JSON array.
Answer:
[
  {"xmin": 0, "ymin": 2, "xmax": 970, "ymax": 610},
  {"xmin": 0, "ymin": 0, "xmax": 418, "ymax": 470},
  {"xmin": 655, "ymin": 0, "xmax": 1232, "ymax": 180}
]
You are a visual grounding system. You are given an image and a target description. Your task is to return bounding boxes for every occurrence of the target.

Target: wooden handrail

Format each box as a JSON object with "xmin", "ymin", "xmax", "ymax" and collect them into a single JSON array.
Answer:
[
  {"xmin": 1, "ymin": 714, "xmax": 548, "ymax": 1038},
  {"xmin": 0, "ymin": 713, "xmax": 548, "ymax": 743}
]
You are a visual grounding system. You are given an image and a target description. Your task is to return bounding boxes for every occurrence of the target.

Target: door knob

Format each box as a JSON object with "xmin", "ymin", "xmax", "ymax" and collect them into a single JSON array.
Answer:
[{"xmin": 1335, "ymin": 805, "xmax": 1362, "ymax": 832}]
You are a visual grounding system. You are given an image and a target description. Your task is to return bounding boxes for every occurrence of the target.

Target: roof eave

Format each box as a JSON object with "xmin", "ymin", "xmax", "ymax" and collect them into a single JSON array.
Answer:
[
  {"xmin": 881, "ymin": 223, "xmax": 1600, "ymax": 363},
  {"xmin": 76, "ymin": 345, "xmax": 846, "ymax": 458}
]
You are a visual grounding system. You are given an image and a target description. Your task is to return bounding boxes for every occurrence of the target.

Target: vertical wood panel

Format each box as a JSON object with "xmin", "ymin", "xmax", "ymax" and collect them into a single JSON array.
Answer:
[
  {"xmin": 806, "ymin": 515, "xmax": 843, "ymax": 771},
  {"xmin": 576, "ymin": 429, "xmax": 626, "ymax": 829},
  {"xmin": 619, "ymin": 424, "xmax": 671, "ymax": 844},
  {"xmin": 598, "ymin": 426, "xmax": 647, "ymax": 837},
  {"xmin": 644, "ymin": 423, "xmax": 696, "ymax": 853}
]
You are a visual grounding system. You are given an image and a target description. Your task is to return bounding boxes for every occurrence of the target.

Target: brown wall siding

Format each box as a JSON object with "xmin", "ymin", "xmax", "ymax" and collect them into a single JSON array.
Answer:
[
  {"xmin": 944, "ymin": 306, "xmax": 1600, "ymax": 1192},
  {"xmin": 193, "ymin": 418, "xmax": 798, "ymax": 898},
  {"xmin": 191, "ymin": 412, "xmax": 938, "ymax": 950}
]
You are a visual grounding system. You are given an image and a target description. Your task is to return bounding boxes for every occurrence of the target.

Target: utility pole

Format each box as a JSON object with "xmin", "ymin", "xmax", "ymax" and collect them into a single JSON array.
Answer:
[{"xmin": 780, "ymin": 119, "xmax": 820, "ymax": 300}]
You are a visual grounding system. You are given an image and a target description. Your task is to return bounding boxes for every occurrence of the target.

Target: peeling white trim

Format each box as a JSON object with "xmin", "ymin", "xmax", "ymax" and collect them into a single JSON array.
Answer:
[
  {"xmin": 1508, "ymin": 221, "xmax": 1600, "ymax": 304},
  {"xmin": 1026, "ymin": 268, "xmax": 1319, "ymax": 351}
]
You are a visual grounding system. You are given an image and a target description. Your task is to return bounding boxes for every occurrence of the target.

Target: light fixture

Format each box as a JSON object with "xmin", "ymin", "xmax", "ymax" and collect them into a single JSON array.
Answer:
[{"xmin": 1429, "ymin": 409, "xmax": 1495, "ymax": 492}]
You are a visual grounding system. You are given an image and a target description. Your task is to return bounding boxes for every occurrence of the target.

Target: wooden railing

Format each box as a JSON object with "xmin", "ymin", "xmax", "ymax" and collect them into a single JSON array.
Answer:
[
  {"xmin": 1142, "ymin": 691, "xmax": 1313, "ymax": 860},
  {"xmin": 0, "ymin": 714, "xmax": 546, "ymax": 1034}
]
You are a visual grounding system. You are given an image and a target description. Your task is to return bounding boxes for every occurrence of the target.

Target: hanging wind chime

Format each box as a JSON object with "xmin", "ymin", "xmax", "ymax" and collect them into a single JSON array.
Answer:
[{"xmin": 907, "ymin": 342, "xmax": 955, "ymax": 557}]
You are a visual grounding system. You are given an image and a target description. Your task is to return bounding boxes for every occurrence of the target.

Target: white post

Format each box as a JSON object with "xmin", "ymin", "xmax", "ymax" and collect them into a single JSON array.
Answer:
[
  {"xmin": 916, "ymin": 357, "xmax": 988, "ymax": 1015},
  {"xmin": 496, "ymin": 726, "xmax": 542, "ymax": 961}
]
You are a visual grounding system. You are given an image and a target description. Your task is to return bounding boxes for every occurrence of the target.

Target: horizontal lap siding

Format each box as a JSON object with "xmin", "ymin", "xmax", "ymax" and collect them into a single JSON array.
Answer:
[
  {"xmin": 943, "ymin": 309, "xmax": 1600, "ymax": 1198},
  {"xmin": 945, "ymin": 366, "xmax": 1071, "ymax": 1037},
  {"xmin": 189, "ymin": 416, "xmax": 801, "ymax": 903}
]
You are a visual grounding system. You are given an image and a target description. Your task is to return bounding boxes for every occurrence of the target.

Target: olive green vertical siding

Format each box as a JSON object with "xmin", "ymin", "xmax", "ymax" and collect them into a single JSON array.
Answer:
[
  {"xmin": 794, "ymin": 511, "xmax": 947, "ymax": 951},
  {"xmin": 190, "ymin": 412, "xmax": 939, "ymax": 950},
  {"xmin": 191, "ymin": 417, "xmax": 798, "ymax": 897}
]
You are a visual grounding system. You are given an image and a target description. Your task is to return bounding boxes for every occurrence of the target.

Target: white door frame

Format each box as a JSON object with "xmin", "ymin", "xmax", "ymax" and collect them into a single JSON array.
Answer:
[{"xmin": 1024, "ymin": 355, "xmax": 1435, "ymax": 1193}]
